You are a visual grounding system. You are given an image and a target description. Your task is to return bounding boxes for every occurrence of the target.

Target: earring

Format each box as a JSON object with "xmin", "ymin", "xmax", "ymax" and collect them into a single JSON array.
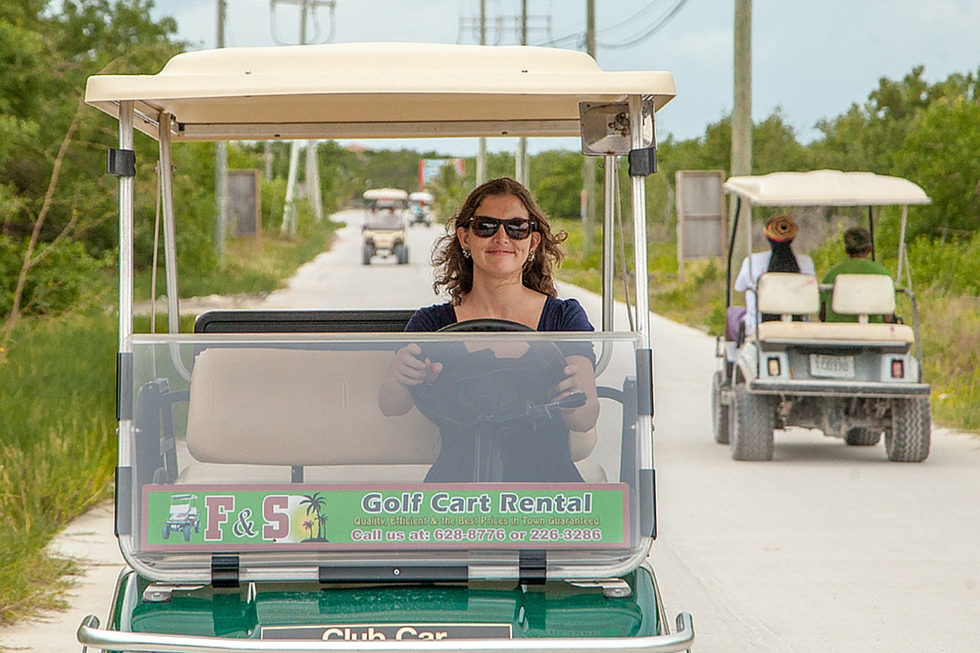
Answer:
[
  {"xmin": 462, "ymin": 248, "xmax": 471, "ymax": 259},
  {"xmin": 526, "ymin": 250, "xmax": 536, "ymax": 263}
]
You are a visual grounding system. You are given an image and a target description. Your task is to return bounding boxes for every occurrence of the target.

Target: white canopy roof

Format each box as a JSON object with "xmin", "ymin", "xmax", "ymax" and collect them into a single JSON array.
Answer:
[
  {"xmin": 724, "ymin": 170, "xmax": 931, "ymax": 206},
  {"xmin": 362, "ymin": 188, "xmax": 408, "ymax": 201},
  {"xmin": 85, "ymin": 42, "xmax": 675, "ymax": 142}
]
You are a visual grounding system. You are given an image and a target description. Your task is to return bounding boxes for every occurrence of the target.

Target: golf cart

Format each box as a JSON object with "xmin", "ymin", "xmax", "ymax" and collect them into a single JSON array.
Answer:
[
  {"xmin": 713, "ymin": 170, "xmax": 932, "ymax": 462},
  {"xmin": 408, "ymin": 191, "xmax": 433, "ymax": 227},
  {"xmin": 81, "ymin": 42, "xmax": 693, "ymax": 652},
  {"xmin": 161, "ymin": 494, "xmax": 201, "ymax": 542},
  {"xmin": 362, "ymin": 188, "xmax": 409, "ymax": 265}
]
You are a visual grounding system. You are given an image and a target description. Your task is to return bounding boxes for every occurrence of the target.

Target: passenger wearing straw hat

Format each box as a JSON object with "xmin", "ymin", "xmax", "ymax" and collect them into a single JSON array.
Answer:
[{"xmin": 733, "ymin": 214, "xmax": 816, "ymax": 336}]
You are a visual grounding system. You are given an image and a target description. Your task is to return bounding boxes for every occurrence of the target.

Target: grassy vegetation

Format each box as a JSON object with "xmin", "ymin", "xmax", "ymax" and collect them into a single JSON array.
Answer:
[
  {"xmin": 0, "ymin": 219, "xmax": 340, "ymax": 627},
  {"xmin": 135, "ymin": 214, "xmax": 341, "ymax": 301},
  {"xmin": 0, "ymin": 309, "xmax": 116, "ymax": 626},
  {"xmin": 914, "ymin": 291, "xmax": 980, "ymax": 431}
]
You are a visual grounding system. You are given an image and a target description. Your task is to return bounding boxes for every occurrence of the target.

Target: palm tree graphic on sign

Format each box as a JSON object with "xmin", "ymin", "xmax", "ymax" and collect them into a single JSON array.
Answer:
[{"xmin": 299, "ymin": 492, "xmax": 329, "ymax": 541}]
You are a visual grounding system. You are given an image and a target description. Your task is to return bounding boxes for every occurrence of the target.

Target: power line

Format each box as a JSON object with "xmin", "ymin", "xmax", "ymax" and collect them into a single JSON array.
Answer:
[
  {"xmin": 458, "ymin": 15, "xmax": 551, "ymax": 45},
  {"xmin": 596, "ymin": 0, "xmax": 688, "ymax": 50},
  {"xmin": 599, "ymin": 0, "xmax": 671, "ymax": 34},
  {"xmin": 530, "ymin": 0, "xmax": 690, "ymax": 52},
  {"xmin": 270, "ymin": 0, "xmax": 336, "ymax": 46},
  {"xmin": 457, "ymin": 0, "xmax": 551, "ymax": 46}
]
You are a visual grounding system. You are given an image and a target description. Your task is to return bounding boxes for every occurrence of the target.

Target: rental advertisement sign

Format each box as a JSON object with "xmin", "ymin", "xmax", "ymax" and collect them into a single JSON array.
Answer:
[{"xmin": 143, "ymin": 483, "xmax": 628, "ymax": 551}]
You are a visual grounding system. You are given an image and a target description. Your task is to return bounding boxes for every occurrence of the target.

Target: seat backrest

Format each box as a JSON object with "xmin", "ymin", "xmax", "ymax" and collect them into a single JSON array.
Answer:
[
  {"xmin": 185, "ymin": 346, "xmax": 599, "ymax": 468},
  {"xmin": 186, "ymin": 348, "xmax": 442, "ymax": 466},
  {"xmin": 757, "ymin": 272, "xmax": 819, "ymax": 317},
  {"xmin": 832, "ymin": 274, "xmax": 896, "ymax": 316},
  {"xmin": 194, "ymin": 309, "xmax": 415, "ymax": 333}
]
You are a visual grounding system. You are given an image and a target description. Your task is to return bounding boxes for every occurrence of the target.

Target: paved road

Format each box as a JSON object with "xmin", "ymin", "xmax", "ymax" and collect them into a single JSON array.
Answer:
[
  {"xmin": 261, "ymin": 209, "xmax": 447, "ymax": 310},
  {"xmin": 3, "ymin": 209, "xmax": 979, "ymax": 652}
]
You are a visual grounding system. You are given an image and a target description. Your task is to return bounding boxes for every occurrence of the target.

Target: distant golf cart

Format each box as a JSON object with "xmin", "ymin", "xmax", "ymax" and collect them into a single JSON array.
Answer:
[
  {"xmin": 408, "ymin": 191, "xmax": 433, "ymax": 226},
  {"xmin": 713, "ymin": 170, "xmax": 932, "ymax": 462},
  {"xmin": 362, "ymin": 188, "xmax": 409, "ymax": 264},
  {"xmin": 161, "ymin": 494, "xmax": 200, "ymax": 541},
  {"xmin": 81, "ymin": 43, "xmax": 693, "ymax": 652}
]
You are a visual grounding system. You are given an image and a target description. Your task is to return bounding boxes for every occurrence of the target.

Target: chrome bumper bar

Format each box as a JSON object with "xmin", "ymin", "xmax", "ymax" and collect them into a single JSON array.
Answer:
[
  {"xmin": 78, "ymin": 613, "xmax": 694, "ymax": 653},
  {"xmin": 747, "ymin": 379, "xmax": 930, "ymax": 397}
]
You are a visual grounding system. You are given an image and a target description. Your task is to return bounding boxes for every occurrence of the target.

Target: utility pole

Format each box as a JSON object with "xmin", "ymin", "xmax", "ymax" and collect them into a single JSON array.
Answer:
[
  {"xmin": 215, "ymin": 0, "xmax": 228, "ymax": 266},
  {"xmin": 581, "ymin": 0, "xmax": 597, "ymax": 255},
  {"xmin": 282, "ymin": 141, "xmax": 300, "ymax": 236},
  {"xmin": 731, "ymin": 0, "xmax": 752, "ymax": 261},
  {"xmin": 476, "ymin": 0, "xmax": 487, "ymax": 186},
  {"xmin": 516, "ymin": 0, "xmax": 529, "ymax": 187},
  {"xmin": 459, "ymin": 0, "xmax": 548, "ymax": 187},
  {"xmin": 278, "ymin": 0, "xmax": 335, "ymax": 235}
]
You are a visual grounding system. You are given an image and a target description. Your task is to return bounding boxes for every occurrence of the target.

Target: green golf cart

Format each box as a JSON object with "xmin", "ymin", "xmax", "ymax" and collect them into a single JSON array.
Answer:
[{"xmin": 79, "ymin": 42, "xmax": 693, "ymax": 652}]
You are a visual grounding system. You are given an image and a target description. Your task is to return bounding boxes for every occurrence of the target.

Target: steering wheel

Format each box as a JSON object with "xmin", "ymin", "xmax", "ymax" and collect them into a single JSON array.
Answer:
[
  {"xmin": 438, "ymin": 318, "xmax": 533, "ymax": 333},
  {"xmin": 411, "ymin": 319, "xmax": 569, "ymax": 430},
  {"xmin": 411, "ymin": 318, "xmax": 589, "ymax": 483}
]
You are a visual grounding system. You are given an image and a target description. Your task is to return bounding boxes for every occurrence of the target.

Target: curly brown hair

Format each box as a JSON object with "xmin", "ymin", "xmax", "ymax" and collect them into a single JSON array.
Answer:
[{"xmin": 431, "ymin": 177, "xmax": 568, "ymax": 305}]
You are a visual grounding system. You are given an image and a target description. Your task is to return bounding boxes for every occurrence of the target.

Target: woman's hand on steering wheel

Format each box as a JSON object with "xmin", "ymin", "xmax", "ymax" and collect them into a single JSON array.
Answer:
[
  {"xmin": 550, "ymin": 361, "xmax": 588, "ymax": 404},
  {"xmin": 389, "ymin": 343, "xmax": 443, "ymax": 387},
  {"xmin": 551, "ymin": 354, "xmax": 600, "ymax": 432}
]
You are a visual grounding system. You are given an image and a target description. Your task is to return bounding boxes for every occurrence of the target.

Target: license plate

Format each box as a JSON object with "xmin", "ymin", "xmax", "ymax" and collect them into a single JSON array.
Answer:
[
  {"xmin": 261, "ymin": 624, "xmax": 513, "ymax": 640},
  {"xmin": 809, "ymin": 354, "xmax": 855, "ymax": 379}
]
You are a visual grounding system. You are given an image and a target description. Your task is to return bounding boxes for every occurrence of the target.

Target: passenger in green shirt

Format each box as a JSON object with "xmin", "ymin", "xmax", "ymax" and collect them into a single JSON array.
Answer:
[{"xmin": 820, "ymin": 227, "xmax": 893, "ymax": 323}]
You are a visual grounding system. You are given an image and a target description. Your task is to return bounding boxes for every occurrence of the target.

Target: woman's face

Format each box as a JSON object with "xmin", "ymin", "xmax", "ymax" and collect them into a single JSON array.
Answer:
[{"xmin": 457, "ymin": 193, "xmax": 541, "ymax": 280}]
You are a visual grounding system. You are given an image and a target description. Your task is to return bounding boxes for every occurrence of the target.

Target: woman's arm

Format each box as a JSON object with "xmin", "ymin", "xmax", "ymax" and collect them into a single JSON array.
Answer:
[
  {"xmin": 552, "ymin": 354, "xmax": 600, "ymax": 432},
  {"xmin": 733, "ymin": 256, "xmax": 752, "ymax": 292}
]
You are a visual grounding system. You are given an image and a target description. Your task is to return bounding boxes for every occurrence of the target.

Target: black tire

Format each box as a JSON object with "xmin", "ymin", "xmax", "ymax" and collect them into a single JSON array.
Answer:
[
  {"xmin": 162, "ymin": 524, "xmax": 170, "ymax": 540},
  {"xmin": 730, "ymin": 383, "xmax": 775, "ymax": 461},
  {"xmin": 844, "ymin": 427, "xmax": 882, "ymax": 446},
  {"xmin": 182, "ymin": 524, "xmax": 192, "ymax": 541},
  {"xmin": 395, "ymin": 243, "xmax": 408, "ymax": 265},
  {"xmin": 711, "ymin": 370, "xmax": 730, "ymax": 444},
  {"xmin": 885, "ymin": 396, "xmax": 931, "ymax": 462},
  {"xmin": 362, "ymin": 243, "xmax": 374, "ymax": 265}
]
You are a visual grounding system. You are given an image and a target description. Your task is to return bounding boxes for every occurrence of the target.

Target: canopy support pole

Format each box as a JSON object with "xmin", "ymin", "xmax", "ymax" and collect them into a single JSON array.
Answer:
[
  {"xmin": 158, "ymin": 113, "xmax": 181, "ymax": 333},
  {"xmin": 867, "ymin": 205, "xmax": 876, "ymax": 261},
  {"xmin": 897, "ymin": 204, "xmax": 909, "ymax": 284},
  {"xmin": 725, "ymin": 196, "xmax": 742, "ymax": 309},
  {"xmin": 602, "ymin": 154, "xmax": 616, "ymax": 332},
  {"xmin": 118, "ymin": 101, "xmax": 134, "ymax": 352},
  {"xmin": 628, "ymin": 95, "xmax": 650, "ymax": 340}
]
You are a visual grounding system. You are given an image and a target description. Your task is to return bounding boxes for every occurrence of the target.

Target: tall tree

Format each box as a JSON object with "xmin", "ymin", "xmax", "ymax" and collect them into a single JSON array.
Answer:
[{"xmin": 0, "ymin": 0, "xmax": 183, "ymax": 352}]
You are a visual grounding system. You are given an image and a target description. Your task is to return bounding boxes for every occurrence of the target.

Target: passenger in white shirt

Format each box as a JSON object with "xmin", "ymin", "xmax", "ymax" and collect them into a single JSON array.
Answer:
[{"xmin": 733, "ymin": 214, "xmax": 816, "ymax": 336}]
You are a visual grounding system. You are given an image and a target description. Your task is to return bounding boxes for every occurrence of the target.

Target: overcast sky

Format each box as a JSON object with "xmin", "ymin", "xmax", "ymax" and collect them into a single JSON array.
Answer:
[{"xmin": 148, "ymin": 0, "xmax": 980, "ymax": 155}]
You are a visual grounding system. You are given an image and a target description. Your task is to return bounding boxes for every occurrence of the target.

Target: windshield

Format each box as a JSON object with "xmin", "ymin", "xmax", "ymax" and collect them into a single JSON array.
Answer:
[
  {"xmin": 120, "ymin": 332, "xmax": 653, "ymax": 583},
  {"xmin": 364, "ymin": 208, "xmax": 404, "ymax": 230}
]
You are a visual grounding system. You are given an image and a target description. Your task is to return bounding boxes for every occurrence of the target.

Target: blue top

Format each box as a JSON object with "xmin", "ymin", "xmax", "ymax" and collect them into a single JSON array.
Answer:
[{"xmin": 406, "ymin": 296, "xmax": 594, "ymax": 333}]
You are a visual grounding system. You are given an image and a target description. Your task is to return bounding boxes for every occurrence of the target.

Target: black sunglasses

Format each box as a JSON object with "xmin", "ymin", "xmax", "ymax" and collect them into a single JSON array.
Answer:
[{"xmin": 469, "ymin": 216, "xmax": 535, "ymax": 240}]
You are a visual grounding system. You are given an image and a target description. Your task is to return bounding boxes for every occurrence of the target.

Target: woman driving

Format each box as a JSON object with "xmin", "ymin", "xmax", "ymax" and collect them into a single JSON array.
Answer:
[{"xmin": 378, "ymin": 177, "xmax": 599, "ymax": 482}]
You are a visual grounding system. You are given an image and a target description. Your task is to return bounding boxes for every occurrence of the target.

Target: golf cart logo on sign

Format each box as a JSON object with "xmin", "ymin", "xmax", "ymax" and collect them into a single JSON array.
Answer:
[{"xmin": 142, "ymin": 484, "xmax": 628, "ymax": 550}]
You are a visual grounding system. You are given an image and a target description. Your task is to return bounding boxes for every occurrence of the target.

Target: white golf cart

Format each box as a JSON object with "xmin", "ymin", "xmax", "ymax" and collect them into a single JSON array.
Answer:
[
  {"xmin": 362, "ymin": 188, "xmax": 410, "ymax": 264},
  {"xmin": 80, "ymin": 42, "xmax": 693, "ymax": 652},
  {"xmin": 713, "ymin": 170, "xmax": 932, "ymax": 462},
  {"xmin": 408, "ymin": 191, "xmax": 433, "ymax": 227}
]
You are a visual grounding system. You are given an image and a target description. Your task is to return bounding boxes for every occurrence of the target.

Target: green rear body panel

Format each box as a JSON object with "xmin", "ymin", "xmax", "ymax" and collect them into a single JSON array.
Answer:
[{"xmin": 111, "ymin": 568, "xmax": 661, "ymax": 641}]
